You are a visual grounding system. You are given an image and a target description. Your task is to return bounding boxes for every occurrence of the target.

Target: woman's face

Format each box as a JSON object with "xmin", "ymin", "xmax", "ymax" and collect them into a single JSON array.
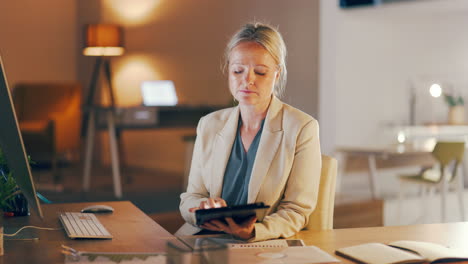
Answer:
[{"xmin": 228, "ymin": 42, "xmax": 279, "ymax": 108}]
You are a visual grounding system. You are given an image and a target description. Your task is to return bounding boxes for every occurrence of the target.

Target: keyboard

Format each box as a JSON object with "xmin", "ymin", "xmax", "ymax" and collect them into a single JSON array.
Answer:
[{"xmin": 59, "ymin": 212, "xmax": 113, "ymax": 239}]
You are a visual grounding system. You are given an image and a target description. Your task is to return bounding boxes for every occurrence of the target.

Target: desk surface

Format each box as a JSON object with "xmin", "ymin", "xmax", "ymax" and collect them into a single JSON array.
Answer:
[
  {"xmin": 1, "ymin": 201, "xmax": 178, "ymax": 264},
  {"xmin": 293, "ymin": 222, "xmax": 468, "ymax": 264},
  {"xmin": 3, "ymin": 201, "xmax": 468, "ymax": 264}
]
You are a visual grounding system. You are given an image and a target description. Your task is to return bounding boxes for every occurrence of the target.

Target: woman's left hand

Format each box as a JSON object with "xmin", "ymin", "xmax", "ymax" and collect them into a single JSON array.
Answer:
[{"xmin": 201, "ymin": 216, "xmax": 257, "ymax": 240}]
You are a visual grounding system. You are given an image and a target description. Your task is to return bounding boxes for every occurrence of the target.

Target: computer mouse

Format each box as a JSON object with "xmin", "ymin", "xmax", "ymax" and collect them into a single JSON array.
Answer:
[{"xmin": 81, "ymin": 205, "xmax": 114, "ymax": 213}]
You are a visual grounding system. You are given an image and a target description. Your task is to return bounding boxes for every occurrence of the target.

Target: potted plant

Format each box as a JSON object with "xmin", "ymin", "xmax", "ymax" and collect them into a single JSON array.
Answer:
[
  {"xmin": 444, "ymin": 92, "xmax": 465, "ymax": 125},
  {"xmin": 0, "ymin": 148, "xmax": 30, "ymax": 216}
]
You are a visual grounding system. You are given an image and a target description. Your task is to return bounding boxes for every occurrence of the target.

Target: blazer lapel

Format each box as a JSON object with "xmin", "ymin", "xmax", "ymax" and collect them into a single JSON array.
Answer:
[
  {"xmin": 210, "ymin": 107, "xmax": 239, "ymax": 198},
  {"xmin": 248, "ymin": 96, "xmax": 284, "ymax": 203}
]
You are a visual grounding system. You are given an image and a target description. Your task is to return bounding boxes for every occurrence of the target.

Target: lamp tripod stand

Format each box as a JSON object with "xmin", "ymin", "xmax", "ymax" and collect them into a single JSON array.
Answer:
[{"xmin": 82, "ymin": 56, "xmax": 123, "ymax": 198}]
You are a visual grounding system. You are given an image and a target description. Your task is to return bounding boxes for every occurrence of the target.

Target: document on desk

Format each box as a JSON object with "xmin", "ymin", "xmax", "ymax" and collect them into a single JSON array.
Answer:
[
  {"xmin": 226, "ymin": 239, "xmax": 339, "ymax": 263},
  {"xmin": 64, "ymin": 252, "xmax": 166, "ymax": 264},
  {"xmin": 229, "ymin": 246, "xmax": 340, "ymax": 264}
]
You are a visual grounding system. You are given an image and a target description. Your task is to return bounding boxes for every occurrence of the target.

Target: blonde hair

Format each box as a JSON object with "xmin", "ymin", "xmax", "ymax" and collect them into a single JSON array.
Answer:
[{"xmin": 224, "ymin": 22, "xmax": 287, "ymax": 97}]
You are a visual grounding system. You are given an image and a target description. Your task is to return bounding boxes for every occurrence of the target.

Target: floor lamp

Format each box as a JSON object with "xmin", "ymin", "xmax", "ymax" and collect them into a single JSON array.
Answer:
[{"xmin": 82, "ymin": 24, "xmax": 124, "ymax": 198}]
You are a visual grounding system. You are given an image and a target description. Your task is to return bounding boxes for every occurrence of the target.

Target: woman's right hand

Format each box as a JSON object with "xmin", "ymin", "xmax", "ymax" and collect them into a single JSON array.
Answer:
[{"xmin": 189, "ymin": 197, "xmax": 227, "ymax": 213}]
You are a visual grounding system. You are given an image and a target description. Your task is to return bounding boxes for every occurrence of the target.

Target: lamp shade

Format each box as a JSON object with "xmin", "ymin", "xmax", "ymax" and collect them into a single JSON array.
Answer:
[{"xmin": 83, "ymin": 24, "xmax": 124, "ymax": 56}]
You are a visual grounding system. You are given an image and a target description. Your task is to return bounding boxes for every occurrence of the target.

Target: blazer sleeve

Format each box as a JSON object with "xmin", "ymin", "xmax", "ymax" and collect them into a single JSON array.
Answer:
[
  {"xmin": 179, "ymin": 117, "xmax": 210, "ymax": 226},
  {"xmin": 251, "ymin": 119, "xmax": 322, "ymax": 242}
]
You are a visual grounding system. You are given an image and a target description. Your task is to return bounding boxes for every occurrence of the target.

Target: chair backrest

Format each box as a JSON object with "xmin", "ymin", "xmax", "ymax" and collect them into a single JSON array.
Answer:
[
  {"xmin": 13, "ymin": 82, "xmax": 82, "ymax": 152},
  {"xmin": 13, "ymin": 82, "xmax": 81, "ymax": 121},
  {"xmin": 432, "ymin": 141, "xmax": 465, "ymax": 182},
  {"xmin": 306, "ymin": 154, "xmax": 337, "ymax": 231}
]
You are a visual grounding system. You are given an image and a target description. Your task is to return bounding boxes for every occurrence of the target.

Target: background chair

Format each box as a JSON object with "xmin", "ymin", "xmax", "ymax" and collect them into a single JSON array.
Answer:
[
  {"xmin": 13, "ymin": 82, "xmax": 82, "ymax": 184},
  {"xmin": 306, "ymin": 154, "xmax": 338, "ymax": 231},
  {"xmin": 398, "ymin": 141, "xmax": 466, "ymax": 223}
]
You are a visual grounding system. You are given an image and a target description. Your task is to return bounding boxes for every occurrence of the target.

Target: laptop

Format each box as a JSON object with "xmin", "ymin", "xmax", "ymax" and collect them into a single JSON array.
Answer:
[{"xmin": 141, "ymin": 80, "xmax": 178, "ymax": 106}]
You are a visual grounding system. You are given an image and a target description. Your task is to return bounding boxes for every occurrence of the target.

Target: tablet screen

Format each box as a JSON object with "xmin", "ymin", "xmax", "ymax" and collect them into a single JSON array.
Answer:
[{"xmin": 195, "ymin": 202, "xmax": 270, "ymax": 226}]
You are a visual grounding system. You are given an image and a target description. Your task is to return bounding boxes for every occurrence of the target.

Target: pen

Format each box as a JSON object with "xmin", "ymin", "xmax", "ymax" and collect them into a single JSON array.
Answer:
[{"xmin": 61, "ymin": 244, "xmax": 80, "ymax": 261}]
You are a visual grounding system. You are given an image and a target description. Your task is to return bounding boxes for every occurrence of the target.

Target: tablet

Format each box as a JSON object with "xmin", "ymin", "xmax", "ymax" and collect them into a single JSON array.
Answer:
[{"xmin": 195, "ymin": 202, "xmax": 270, "ymax": 226}]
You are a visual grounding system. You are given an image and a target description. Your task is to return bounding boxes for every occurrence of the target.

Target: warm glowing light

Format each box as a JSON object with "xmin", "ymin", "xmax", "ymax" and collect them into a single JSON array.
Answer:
[
  {"xmin": 103, "ymin": 0, "xmax": 162, "ymax": 26},
  {"xmin": 83, "ymin": 24, "xmax": 124, "ymax": 56},
  {"xmin": 429, "ymin": 83, "xmax": 442, "ymax": 98},
  {"xmin": 112, "ymin": 55, "xmax": 162, "ymax": 106},
  {"xmin": 83, "ymin": 47, "xmax": 125, "ymax": 56}
]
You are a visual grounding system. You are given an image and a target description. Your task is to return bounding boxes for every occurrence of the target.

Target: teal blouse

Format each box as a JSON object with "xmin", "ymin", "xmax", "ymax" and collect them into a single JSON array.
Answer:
[{"xmin": 221, "ymin": 117, "xmax": 265, "ymax": 206}]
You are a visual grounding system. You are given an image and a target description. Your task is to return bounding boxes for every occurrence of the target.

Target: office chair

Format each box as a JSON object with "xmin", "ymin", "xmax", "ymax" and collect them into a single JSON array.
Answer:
[
  {"xmin": 397, "ymin": 141, "xmax": 465, "ymax": 223},
  {"xmin": 306, "ymin": 154, "xmax": 338, "ymax": 230},
  {"xmin": 13, "ymin": 82, "xmax": 82, "ymax": 184}
]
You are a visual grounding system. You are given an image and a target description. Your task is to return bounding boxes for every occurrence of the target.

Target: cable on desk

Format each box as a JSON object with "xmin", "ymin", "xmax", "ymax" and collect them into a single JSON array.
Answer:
[
  {"xmin": 36, "ymin": 192, "xmax": 53, "ymax": 204},
  {"xmin": 4, "ymin": 225, "xmax": 63, "ymax": 237}
]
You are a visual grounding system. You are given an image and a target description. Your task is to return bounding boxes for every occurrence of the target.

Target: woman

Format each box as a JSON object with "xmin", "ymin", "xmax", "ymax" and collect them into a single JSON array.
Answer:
[{"xmin": 177, "ymin": 22, "xmax": 321, "ymax": 242}]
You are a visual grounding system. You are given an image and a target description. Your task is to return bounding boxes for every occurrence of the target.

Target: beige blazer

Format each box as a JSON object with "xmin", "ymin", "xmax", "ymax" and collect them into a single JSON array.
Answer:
[{"xmin": 177, "ymin": 96, "xmax": 322, "ymax": 241}]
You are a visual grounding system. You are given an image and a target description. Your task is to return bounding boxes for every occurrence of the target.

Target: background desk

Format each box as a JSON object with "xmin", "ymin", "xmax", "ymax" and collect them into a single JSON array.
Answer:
[
  {"xmin": 84, "ymin": 105, "xmax": 225, "ymax": 198},
  {"xmin": 338, "ymin": 125, "xmax": 468, "ymax": 199},
  {"xmin": 337, "ymin": 144, "xmax": 468, "ymax": 199},
  {"xmin": 336, "ymin": 145, "xmax": 435, "ymax": 199},
  {"xmin": 1, "ymin": 201, "xmax": 179, "ymax": 264}
]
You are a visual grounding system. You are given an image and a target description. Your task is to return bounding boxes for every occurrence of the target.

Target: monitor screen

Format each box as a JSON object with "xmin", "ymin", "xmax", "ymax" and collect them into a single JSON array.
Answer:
[
  {"xmin": 0, "ymin": 54, "xmax": 43, "ymax": 218},
  {"xmin": 141, "ymin": 80, "xmax": 178, "ymax": 106}
]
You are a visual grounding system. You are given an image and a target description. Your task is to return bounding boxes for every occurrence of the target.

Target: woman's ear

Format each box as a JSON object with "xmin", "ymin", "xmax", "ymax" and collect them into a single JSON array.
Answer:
[{"xmin": 275, "ymin": 68, "xmax": 281, "ymax": 81}]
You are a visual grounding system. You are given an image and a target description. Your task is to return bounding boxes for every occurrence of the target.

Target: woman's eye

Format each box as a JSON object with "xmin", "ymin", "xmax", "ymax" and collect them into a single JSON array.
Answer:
[
  {"xmin": 255, "ymin": 71, "xmax": 266, "ymax": 76},
  {"xmin": 233, "ymin": 69, "xmax": 243, "ymax": 74}
]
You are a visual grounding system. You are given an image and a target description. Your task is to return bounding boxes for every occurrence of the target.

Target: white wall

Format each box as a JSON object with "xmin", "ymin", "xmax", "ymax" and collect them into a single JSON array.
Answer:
[{"xmin": 320, "ymin": 0, "xmax": 468, "ymax": 153}]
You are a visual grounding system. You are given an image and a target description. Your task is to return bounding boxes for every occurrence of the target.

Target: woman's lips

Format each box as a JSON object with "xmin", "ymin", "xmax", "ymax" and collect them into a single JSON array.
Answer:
[{"xmin": 239, "ymin": 90, "xmax": 256, "ymax": 94}]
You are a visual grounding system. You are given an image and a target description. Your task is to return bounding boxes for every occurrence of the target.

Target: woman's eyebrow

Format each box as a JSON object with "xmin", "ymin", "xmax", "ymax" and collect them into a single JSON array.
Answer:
[{"xmin": 230, "ymin": 62, "xmax": 270, "ymax": 68}]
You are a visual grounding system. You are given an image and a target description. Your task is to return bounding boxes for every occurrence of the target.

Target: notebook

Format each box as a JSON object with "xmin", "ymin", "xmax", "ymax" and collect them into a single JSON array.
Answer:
[{"xmin": 336, "ymin": 240, "xmax": 468, "ymax": 264}]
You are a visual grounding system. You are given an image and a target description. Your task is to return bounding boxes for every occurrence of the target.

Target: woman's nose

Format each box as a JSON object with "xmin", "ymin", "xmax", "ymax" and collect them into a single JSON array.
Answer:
[{"xmin": 245, "ymin": 70, "xmax": 255, "ymax": 85}]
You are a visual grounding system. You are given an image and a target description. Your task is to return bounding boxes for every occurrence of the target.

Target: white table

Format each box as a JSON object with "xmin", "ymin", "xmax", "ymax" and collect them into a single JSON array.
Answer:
[
  {"xmin": 335, "ymin": 145, "xmax": 433, "ymax": 199},
  {"xmin": 336, "ymin": 125, "xmax": 468, "ymax": 199}
]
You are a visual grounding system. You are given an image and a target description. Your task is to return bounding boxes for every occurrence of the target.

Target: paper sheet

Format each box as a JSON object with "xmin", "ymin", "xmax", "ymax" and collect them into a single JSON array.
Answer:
[{"xmin": 229, "ymin": 246, "xmax": 340, "ymax": 264}]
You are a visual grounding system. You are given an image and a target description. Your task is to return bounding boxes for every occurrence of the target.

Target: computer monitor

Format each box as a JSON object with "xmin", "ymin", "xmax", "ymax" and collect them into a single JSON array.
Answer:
[{"xmin": 0, "ymin": 54, "xmax": 43, "ymax": 218}]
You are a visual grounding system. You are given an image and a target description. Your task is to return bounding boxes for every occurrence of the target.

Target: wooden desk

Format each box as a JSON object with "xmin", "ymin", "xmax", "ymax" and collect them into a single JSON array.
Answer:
[
  {"xmin": 5, "ymin": 201, "xmax": 468, "ymax": 263},
  {"xmin": 1, "ymin": 201, "xmax": 178, "ymax": 264},
  {"xmin": 83, "ymin": 105, "xmax": 224, "ymax": 198},
  {"xmin": 292, "ymin": 222, "xmax": 468, "ymax": 264}
]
